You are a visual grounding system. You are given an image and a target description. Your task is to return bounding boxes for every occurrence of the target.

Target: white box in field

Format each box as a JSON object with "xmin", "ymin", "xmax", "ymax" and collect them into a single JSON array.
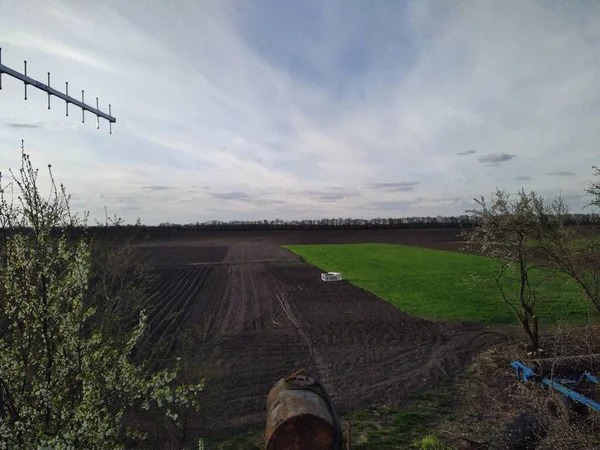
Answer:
[{"xmin": 321, "ymin": 272, "xmax": 343, "ymax": 282}]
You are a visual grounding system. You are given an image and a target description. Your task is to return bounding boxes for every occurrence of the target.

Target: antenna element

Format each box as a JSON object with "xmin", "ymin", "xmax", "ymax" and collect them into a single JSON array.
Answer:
[{"xmin": 0, "ymin": 47, "xmax": 116, "ymax": 132}]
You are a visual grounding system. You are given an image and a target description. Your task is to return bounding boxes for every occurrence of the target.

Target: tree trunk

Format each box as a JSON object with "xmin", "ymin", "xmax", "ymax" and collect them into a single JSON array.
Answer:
[
  {"xmin": 532, "ymin": 315, "xmax": 539, "ymax": 352},
  {"xmin": 520, "ymin": 303, "xmax": 539, "ymax": 353},
  {"xmin": 520, "ymin": 320, "xmax": 539, "ymax": 354},
  {"xmin": 519, "ymin": 248, "xmax": 539, "ymax": 353}
]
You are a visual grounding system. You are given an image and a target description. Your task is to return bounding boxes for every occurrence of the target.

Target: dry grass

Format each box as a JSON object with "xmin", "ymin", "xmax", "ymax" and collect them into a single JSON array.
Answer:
[{"xmin": 435, "ymin": 328, "xmax": 600, "ymax": 449}]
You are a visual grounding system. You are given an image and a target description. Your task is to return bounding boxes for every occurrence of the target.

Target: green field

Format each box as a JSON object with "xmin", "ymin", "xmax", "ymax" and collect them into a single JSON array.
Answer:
[{"xmin": 284, "ymin": 243, "xmax": 594, "ymax": 325}]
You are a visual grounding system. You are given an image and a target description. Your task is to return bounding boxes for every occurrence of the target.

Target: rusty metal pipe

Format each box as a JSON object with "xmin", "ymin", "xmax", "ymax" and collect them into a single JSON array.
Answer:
[
  {"xmin": 266, "ymin": 370, "xmax": 340, "ymax": 450},
  {"xmin": 532, "ymin": 354, "xmax": 600, "ymax": 377}
]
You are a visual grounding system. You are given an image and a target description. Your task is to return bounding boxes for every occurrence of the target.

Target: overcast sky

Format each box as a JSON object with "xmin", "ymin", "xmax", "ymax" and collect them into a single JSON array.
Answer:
[{"xmin": 1, "ymin": 0, "xmax": 599, "ymax": 224}]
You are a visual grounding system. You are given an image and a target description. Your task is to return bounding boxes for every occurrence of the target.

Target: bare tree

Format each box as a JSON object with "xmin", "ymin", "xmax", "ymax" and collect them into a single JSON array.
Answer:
[
  {"xmin": 463, "ymin": 189, "xmax": 557, "ymax": 353},
  {"xmin": 586, "ymin": 166, "xmax": 600, "ymax": 209},
  {"xmin": 530, "ymin": 175, "xmax": 600, "ymax": 314}
]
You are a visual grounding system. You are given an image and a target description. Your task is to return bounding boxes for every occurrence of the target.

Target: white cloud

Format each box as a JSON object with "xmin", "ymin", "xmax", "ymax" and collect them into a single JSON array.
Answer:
[{"xmin": 0, "ymin": 0, "xmax": 599, "ymax": 224}]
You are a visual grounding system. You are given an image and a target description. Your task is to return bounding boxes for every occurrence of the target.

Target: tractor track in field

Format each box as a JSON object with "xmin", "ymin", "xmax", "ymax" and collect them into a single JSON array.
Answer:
[{"xmin": 137, "ymin": 232, "xmax": 503, "ymax": 437}]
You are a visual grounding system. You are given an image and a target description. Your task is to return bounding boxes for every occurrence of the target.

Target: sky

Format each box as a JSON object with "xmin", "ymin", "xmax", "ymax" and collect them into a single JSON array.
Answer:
[{"xmin": 0, "ymin": 0, "xmax": 599, "ymax": 225}]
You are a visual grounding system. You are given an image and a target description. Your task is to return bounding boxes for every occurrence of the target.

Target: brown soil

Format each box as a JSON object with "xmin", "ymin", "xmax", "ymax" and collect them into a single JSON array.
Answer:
[{"xmin": 136, "ymin": 229, "xmax": 502, "ymax": 441}]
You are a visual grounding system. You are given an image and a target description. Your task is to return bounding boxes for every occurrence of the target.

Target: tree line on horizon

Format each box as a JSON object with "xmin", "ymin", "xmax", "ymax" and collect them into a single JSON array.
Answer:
[
  {"xmin": 101, "ymin": 212, "xmax": 600, "ymax": 235},
  {"xmin": 5, "ymin": 212, "xmax": 600, "ymax": 238}
]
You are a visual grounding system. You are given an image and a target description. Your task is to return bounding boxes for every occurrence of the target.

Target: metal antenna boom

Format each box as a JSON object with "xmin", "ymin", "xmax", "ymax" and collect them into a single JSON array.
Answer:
[{"xmin": 0, "ymin": 47, "xmax": 116, "ymax": 129}]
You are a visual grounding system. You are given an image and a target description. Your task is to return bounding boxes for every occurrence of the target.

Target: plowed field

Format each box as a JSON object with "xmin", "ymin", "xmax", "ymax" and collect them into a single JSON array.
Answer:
[{"xmin": 137, "ymin": 229, "xmax": 502, "ymax": 436}]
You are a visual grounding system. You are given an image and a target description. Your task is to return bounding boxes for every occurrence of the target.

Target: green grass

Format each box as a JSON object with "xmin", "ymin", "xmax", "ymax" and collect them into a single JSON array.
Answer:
[
  {"xmin": 284, "ymin": 243, "xmax": 595, "ymax": 325},
  {"xmin": 202, "ymin": 429, "xmax": 262, "ymax": 449},
  {"xmin": 345, "ymin": 384, "xmax": 455, "ymax": 449},
  {"xmin": 203, "ymin": 386, "xmax": 454, "ymax": 450}
]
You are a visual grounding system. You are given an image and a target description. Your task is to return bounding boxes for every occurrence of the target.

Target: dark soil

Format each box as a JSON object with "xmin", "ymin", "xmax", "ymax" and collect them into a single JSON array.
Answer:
[
  {"xmin": 135, "ymin": 229, "xmax": 502, "ymax": 443},
  {"xmin": 139, "ymin": 227, "xmax": 466, "ymax": 250},
  {"xmin": 140, "ymin": 245, "xmax": 229, "ymax": 267}
]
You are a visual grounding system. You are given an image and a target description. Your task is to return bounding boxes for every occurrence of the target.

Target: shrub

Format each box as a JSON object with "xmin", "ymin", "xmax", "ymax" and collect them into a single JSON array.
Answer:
[{"xmin": 0, "ymin": 144, "xmax": 203, "ymax": 449}]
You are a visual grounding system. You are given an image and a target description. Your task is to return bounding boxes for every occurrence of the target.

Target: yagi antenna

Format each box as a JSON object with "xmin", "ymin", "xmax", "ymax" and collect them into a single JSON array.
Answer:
[{"xmin": 0, "ymin": 47, "xmax": 116, "ymax": 134}]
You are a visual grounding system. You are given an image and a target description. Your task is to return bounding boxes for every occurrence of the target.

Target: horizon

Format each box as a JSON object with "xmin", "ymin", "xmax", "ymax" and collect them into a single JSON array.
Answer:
[{"xmin": 1, "ymin": 0, "xmax": 599, "ymax": 226}]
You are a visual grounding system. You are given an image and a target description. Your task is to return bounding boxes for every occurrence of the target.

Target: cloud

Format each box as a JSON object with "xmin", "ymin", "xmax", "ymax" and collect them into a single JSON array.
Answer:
[
  {"xmin": 141, "ymin": 185, "xmax": 173, "ymax": 191},
  {"xmin": 7, "ymin": 122, "xmax": 41, "ymax": 129},
  {"xmin": 477, "ymin": 153, "xmax": 516, "ymax": 164},
  {"xmin": 432, "ymin": 195, "xmax": 466, "ymax": 205},
  {"xmin": 312, "ymin": 192, "xmax": 349, "ymax": 202},
  {"xmin": 547, "ymin": 171, "xmax": 576, "ymax": 176},
  {"xmin": 302, "ymin": 187, "xmax": 360, "ymax": 202},
  {"xmin": 0, "ymin": 1, "xmax": 599, "ymax": 223},
  {"xmin": 211, "ymin": 191, "xmax": 252, "ymax": 200},
  {"xmin": 1, "ymin": 31, "xmax": 112, "ymax": 71},
  {"xmin": 250, "ymin": 198, "xmax": 286, "ymax": 206},
  {"xmin": 516, "ymin": 176, "xmax": 532, "ymax": 181},
  {"xmin": 176, "ymin": 197, "xmax": 196, "ymax": 203},
  {"xmin": 366, "ymin": 181, "xmax": 419, "ymax": 192},
  {"xmin": 318, "ymin": 193, "xmax": 347, "ymax": 202},
  {"xmin": 367, "ymin": 199, "xmax": 424, "ymax": 209}
]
